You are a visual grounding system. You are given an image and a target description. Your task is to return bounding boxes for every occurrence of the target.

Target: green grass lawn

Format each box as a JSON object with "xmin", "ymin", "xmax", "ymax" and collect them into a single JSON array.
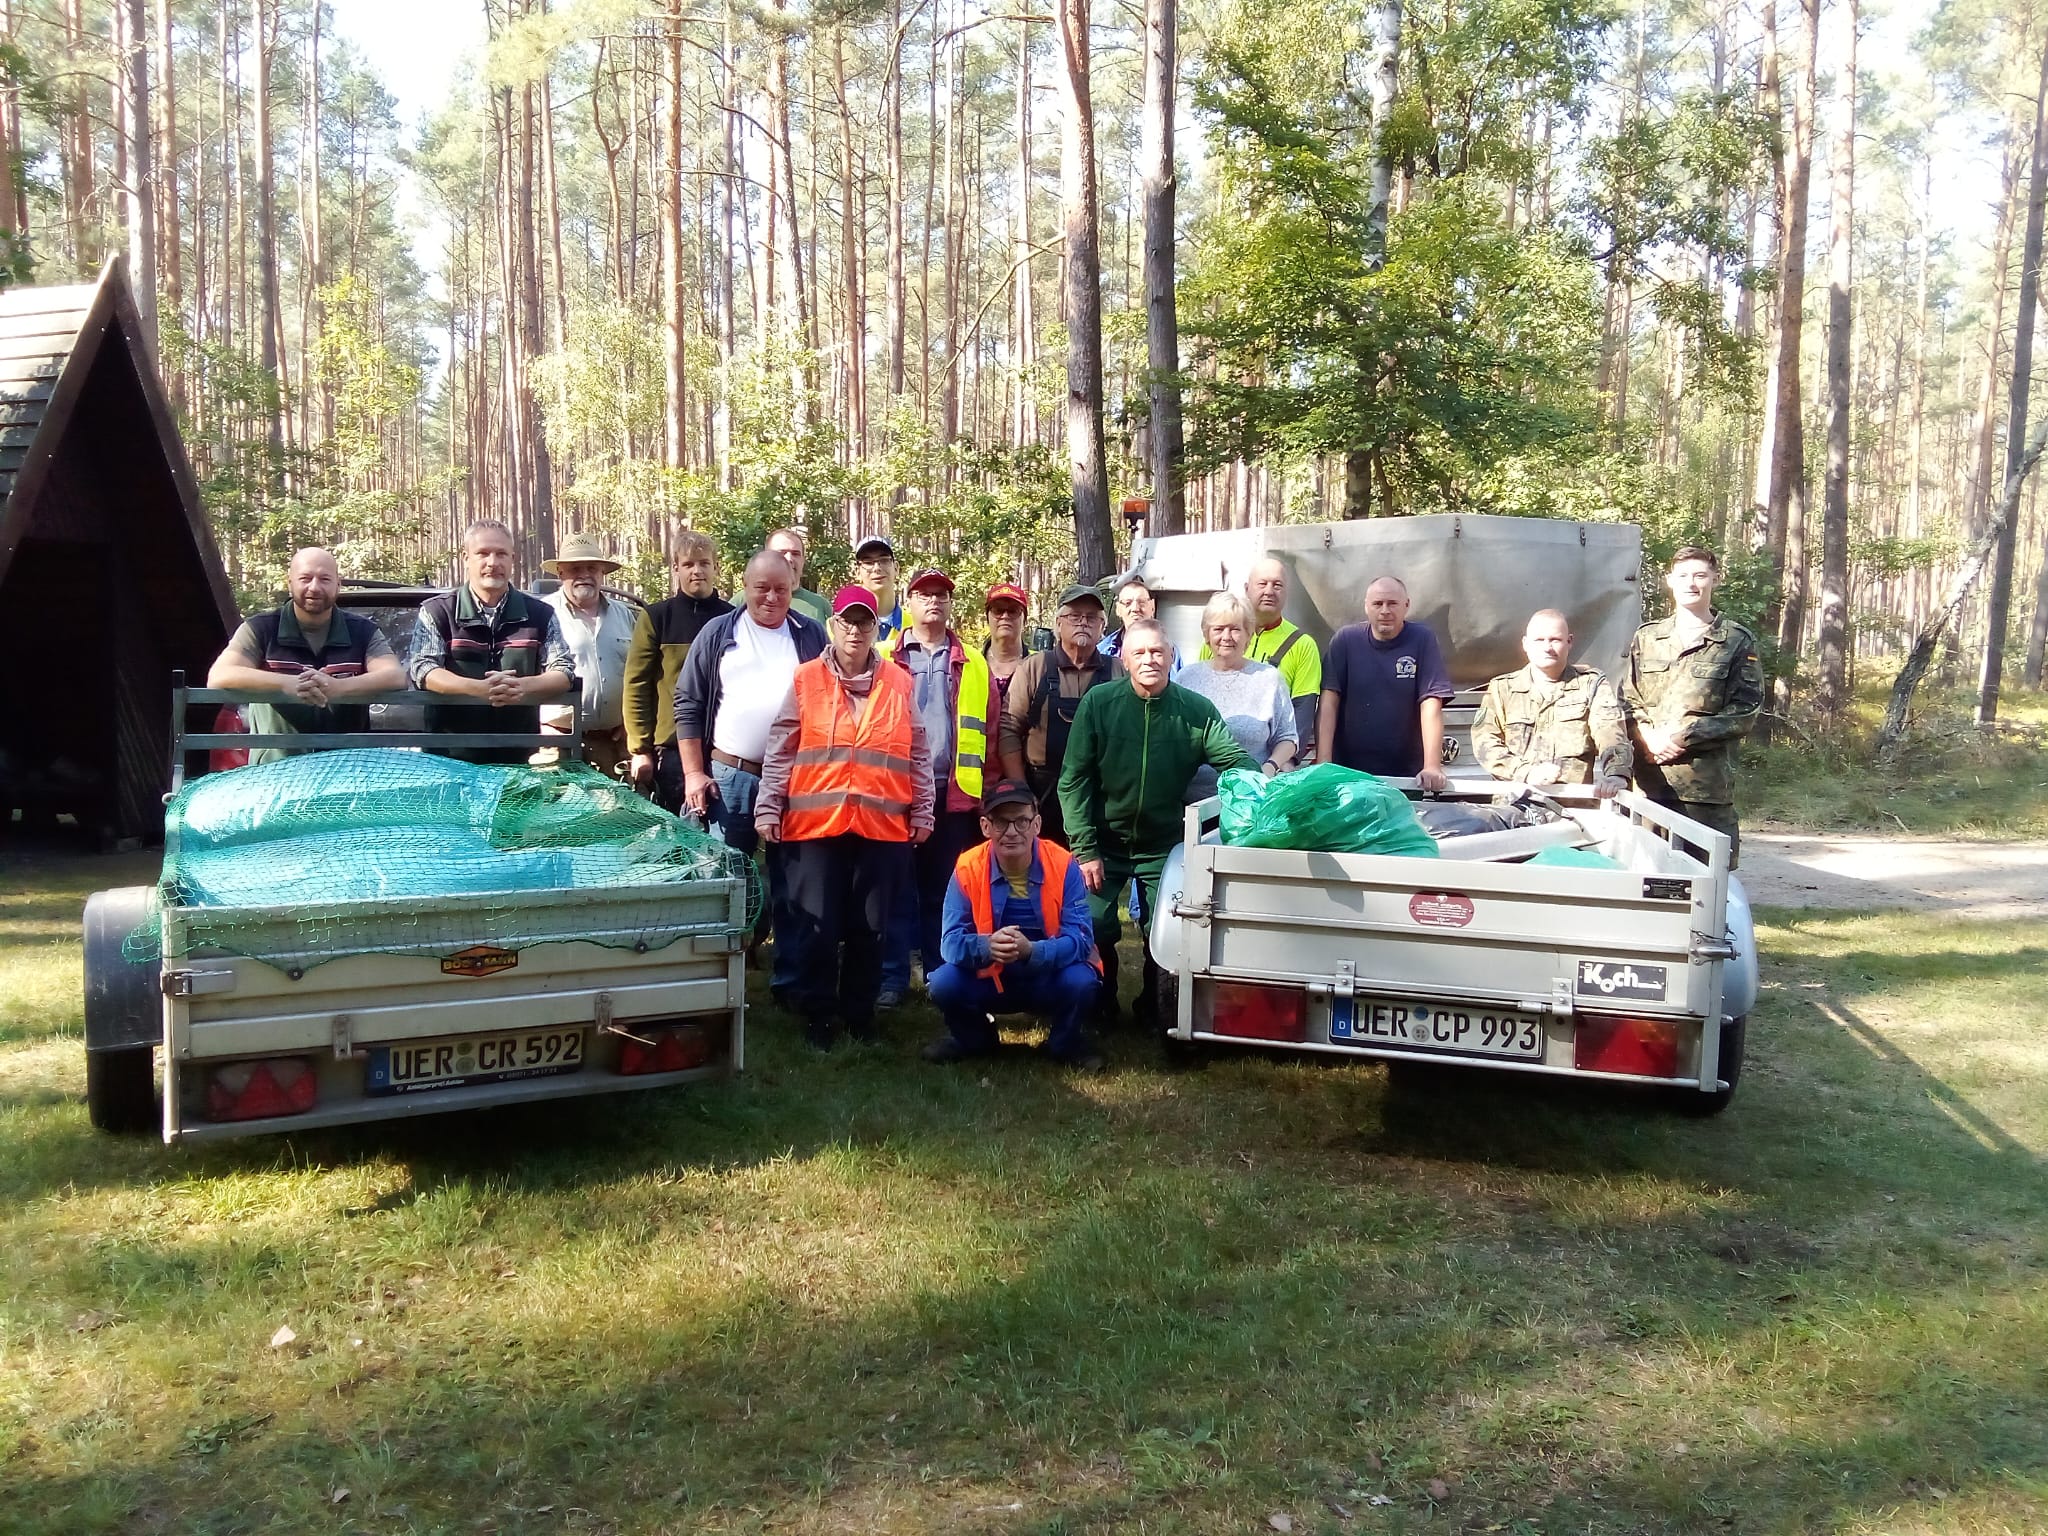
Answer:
[{"xmin": 3, "ymin": 845, "xmax": 2046, "ymax": 1534}]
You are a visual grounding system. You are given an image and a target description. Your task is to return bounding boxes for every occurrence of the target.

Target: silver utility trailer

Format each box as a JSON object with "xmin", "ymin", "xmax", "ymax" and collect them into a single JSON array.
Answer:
[
  {"xmin": 82, "ymin": 680, "xmax": 748, "ymax": 1143},
  {"xmin": 1129, "ymin": 515, "xmax": 1758, "ymax": 1111}
]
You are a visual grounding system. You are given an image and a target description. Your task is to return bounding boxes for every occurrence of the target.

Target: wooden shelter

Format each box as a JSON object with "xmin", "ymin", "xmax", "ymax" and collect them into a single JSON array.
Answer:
[{"xmin": 0, "ymin": 257, "xmax": 234, "ymax": 840}]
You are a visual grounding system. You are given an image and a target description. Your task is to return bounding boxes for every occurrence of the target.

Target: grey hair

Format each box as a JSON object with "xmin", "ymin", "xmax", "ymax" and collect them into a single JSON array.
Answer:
[
  {"xmin": 743, "ymin": 549, "xmax": 794, "ymax": 585},
  {"xmin": 1200, "ymin": 591, "xmax": 1252, "ymax": 637},
  {"xmin": 1122, "ymin": 617, "xmax": 1169, "ymax": 650},
  {"xmin": 463, "ymin": 519, "xmax": 515, "ymax": 551}
]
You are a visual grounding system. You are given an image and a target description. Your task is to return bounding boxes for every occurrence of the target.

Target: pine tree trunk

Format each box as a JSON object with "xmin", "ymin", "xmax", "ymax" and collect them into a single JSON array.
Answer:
[
  {"xmin": 1765, "ymin": 0, "xmax": 1818, "ymax": 717},
  {"xmin": 1976, "ymin": 37, "xmax": 2048, "ymax": 723},
  {"xmin": 63, "ymin": 0, "xmax": 93, "ymax": 269},
  {"xmin": 1815, "ymin": 0, "xmax": 1856, "ymax": 715},
  {"xmin": 119, "ymin": 0, "xmax": 156, "ymax": 339},
  {"xmin": 663, "ymin": 0, "xmax": 688, "ymax": 470},
  {"xmin": 886, "ymin": 0, "xmax": 906, "ymax": 400},
  {"xmin": 1055, "ymin": 0, "xmax": 1113, "ymax": 580},
  {"xmin": 254, "ymin": 0, "xmax": 284, "ymax": 480},
  {"xmin": 1011, "ymin": 19, "xmax": 1035, "ymax": 447},
  {"xmin": 1139, "ymin": 0, "xmax": 1185, "ymax": 535}
]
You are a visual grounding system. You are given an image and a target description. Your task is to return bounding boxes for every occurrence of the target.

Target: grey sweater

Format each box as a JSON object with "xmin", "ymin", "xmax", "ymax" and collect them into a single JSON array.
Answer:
[{"xmin": 1178, "ymin": 660, "xmax": 1297, "ymax": 799}]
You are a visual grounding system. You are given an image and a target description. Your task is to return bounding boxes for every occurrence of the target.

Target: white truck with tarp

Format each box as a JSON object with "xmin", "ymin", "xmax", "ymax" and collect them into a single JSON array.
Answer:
[
  {"xmin": 82, "ymin": 679, "xmax": 753, "ymax": 1143},
  {"xmin": 1134, "ymin": 515, "xmax": 1760, "ymax": 1112}
]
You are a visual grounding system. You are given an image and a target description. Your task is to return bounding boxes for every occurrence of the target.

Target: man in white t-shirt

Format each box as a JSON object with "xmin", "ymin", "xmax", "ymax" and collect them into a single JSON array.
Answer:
[{"xmin": 675, "ymin": 549, "xmax": 829, "ymax": 988}]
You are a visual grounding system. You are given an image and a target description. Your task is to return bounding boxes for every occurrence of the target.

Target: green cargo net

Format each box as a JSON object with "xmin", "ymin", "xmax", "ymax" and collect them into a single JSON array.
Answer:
[{"xmin": 123, "ymin": 750, "xmax": 762, "ymax": 971}]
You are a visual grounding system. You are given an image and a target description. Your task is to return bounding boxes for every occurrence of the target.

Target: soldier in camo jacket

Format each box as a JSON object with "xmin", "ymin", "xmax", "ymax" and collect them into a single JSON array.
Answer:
[
  {"xmin": 1474, "ymin": 609, "xmax": 1631, "ymax": 796},
  {"xmin": 1620, "ymin": 546, "xmax": 1764, "ymax": 865}
]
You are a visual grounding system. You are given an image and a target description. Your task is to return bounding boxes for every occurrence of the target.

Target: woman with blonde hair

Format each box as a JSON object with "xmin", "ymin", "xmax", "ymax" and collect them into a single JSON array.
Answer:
[{"xmin": 1177, "ymin": 591, "xmax": 1298, "ymax": 800}]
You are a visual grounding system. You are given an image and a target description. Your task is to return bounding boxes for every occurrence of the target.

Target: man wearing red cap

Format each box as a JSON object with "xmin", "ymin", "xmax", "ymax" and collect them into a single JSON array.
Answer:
[
  {"xmin": 756, "ymin": 584, "xmax": 935, "ymax": 1049},
  {"xmin": 921, "ymin": 778, "xmax": 1105, "ymax": 1071},
  {"xmin": 877, "ymin": 567, "xmax": 1000, "ymax": 1005}
]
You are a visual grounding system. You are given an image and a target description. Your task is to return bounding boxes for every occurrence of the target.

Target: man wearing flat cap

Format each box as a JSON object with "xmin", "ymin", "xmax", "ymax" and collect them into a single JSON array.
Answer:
[
  {"xmin": 542, "ymin": 531, "xmax": 643, "ymax": 778},
  {"xmin": 998, "ymin": 582, "xmax": 1121, "ymax": 848}
]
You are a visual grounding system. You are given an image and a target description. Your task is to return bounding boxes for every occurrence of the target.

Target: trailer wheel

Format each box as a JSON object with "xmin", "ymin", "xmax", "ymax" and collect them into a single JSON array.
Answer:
[
  {"xmin": 86, "ymin": 1046, "xmax": 157, "ymax": 1134},
  {"xmin": 1674, "ymin": 1015, "xmax": 1745, "ymax": 1117}
]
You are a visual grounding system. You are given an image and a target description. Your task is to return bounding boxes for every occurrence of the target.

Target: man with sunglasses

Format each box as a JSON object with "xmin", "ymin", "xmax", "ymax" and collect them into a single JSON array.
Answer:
[{"xmin": 921, "ymin": 779, "xmax": 1105, "ymax": 1071}]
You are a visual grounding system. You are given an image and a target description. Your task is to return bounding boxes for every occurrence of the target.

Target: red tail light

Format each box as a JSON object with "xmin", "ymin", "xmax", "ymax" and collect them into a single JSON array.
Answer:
[
  {"xmin": 1208, "ymin": 982, "xmax": 1307, "ymax": 1042},
  {"xmin": 1574, "ymin": 1013, "xmax": 1683, "ymax": 1077},
  {"xmin": 616, "ymin": 1023, "xmax": 713, "ymax": 1075},
  {"xmin": 204, "ymin": 1057, "xmax": 318, "ymax": 1121},
  {"xmin": 209, "ymin": 706, "xmax": 251, "ymax": 773}
]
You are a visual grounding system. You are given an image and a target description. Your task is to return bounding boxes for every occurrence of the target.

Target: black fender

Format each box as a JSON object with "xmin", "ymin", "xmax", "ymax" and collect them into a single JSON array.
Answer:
[{"xmin": 83, "ymin": 886, "xmax": 161, "ymax": 1053}]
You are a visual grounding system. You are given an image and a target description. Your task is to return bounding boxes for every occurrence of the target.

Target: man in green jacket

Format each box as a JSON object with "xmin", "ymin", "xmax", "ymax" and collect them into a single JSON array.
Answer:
[{"xmin": 1060, "ymin": 618, "xmax": 1255, "ymax": 1028}]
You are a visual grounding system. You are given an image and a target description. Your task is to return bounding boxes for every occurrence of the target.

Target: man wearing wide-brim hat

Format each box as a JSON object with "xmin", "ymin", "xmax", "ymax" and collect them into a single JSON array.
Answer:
[{"xmin": 541, "ymin": 530, "xmax": 644, "ymax": 779}]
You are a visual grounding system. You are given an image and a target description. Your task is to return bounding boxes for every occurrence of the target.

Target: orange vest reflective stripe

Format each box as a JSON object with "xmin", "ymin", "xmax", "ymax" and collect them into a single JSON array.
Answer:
[
  {"xmin": 954, "ymin": 838, "xmax": 1102, "ymax": 991},
  {"xmin": 782, "ymin": 659, "xmax": 918, "ymax": 842}
]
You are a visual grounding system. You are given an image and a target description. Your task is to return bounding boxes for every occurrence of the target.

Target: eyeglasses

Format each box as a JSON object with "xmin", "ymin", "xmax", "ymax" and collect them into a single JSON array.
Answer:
[
  {"xmin": 988, "ymin": 814, "xmax": 1037, "ymax": 832},
  {"xmin": 835, "ymin": 613, "xmax": 878, "ymax": 630}
]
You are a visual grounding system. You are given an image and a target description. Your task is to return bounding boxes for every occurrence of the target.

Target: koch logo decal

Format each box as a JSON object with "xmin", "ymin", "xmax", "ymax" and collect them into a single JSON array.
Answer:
[
  {"xmin": 1575, "ymin": 960, "xmax": 1667, "ymax": 1000},
  {"xmin": 441, "ymin": 945, "xmax": 519, "ymax": 978}
]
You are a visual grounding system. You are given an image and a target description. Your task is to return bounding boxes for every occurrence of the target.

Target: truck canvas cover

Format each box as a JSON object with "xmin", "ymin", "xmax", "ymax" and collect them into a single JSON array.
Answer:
[{"xmin": 1129, "ymin": 514, "xmax": 1644, "ymax": 686}]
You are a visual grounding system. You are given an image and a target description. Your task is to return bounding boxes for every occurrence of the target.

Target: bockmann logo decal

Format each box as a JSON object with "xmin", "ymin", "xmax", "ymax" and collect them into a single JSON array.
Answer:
[
  {"xmin": 441, "ymin": 945, "xmax": 519, "ymax": 978},
  {"xmin": 1576, "ymin": 959, "xmax": 1666, "ymax": 1000}
]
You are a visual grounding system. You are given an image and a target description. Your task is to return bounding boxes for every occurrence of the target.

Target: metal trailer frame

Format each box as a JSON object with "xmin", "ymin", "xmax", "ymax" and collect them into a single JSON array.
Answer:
[
  {"xmin": 83, "ymin": 683, "xmax": 750, "ymax": 1144},
  {"xmin": 1151, "ymin": 783, "xmax": 1750, "ymax": 1103}
]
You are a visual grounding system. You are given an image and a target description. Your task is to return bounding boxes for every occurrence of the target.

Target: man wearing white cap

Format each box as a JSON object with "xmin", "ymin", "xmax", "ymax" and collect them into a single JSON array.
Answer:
[{"xmin": 542, "ymin": 531, "xmax": 643, "ymax": 778}]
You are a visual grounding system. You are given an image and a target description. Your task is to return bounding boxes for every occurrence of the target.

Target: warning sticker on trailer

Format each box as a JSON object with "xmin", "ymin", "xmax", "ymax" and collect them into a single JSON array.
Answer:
[{"xmin": 1407, "ymin": 892, "xmax": 1475, "ymax": 928}]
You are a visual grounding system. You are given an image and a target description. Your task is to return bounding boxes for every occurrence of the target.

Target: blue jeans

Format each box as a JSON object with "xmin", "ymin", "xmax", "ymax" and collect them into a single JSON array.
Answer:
[
  {"xmin": 927, "ymin": 959, "xmax": 1102, "ymax": 1061},
  {"xmin": 707, "ymin": 760, "xmax": 799, "ymax": 992}
]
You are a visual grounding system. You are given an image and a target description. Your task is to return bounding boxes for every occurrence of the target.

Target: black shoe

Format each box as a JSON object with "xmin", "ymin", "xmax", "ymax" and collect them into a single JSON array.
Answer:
[
  {"xmin": 804, "ymin": 1019, "xmax": 836, "ymax": 1052},
  {"xmin": 1045, "ymin": 1036, "xmax": 1106, "ymax": 1073},
  {"xmin": 920, "ymin": 1034, "xmax": 988, "ymax": 1064},
  {"xmin": 876, "ymin": 987, "xmax": 906, "ymax": 1009}
]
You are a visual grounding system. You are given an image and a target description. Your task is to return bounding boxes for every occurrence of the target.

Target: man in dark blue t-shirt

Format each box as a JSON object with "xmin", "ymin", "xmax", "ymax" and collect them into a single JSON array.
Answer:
[{"xmin": 1317, "ymin": 575, "xmax": 1456, "ymax": 786}]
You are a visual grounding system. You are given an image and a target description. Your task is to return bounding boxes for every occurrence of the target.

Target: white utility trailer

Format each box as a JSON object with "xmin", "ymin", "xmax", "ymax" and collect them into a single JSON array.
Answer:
[
  {"xmin": 1150, "ymin": 786, "xmax": 1759, "ymax": 1111},
  {"xmin": 1127, "ymin": 514, "xmax": 1758, "ymax": 1111},
  {"xmin": 82, "ymin": 679, "xmax": 749, "ymax": 1143}
]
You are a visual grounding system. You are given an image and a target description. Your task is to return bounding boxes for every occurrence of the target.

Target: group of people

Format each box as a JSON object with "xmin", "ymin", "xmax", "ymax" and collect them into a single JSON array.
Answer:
[{"xmin": 208, "ymin": 529, "xmax": 1760, "ymax": 1073}]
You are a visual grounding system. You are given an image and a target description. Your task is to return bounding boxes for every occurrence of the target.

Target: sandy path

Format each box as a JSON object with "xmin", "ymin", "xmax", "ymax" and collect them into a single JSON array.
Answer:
[{"xmin": 1740, "ymin": 833, "xmax": 2048, "ymax": 920}]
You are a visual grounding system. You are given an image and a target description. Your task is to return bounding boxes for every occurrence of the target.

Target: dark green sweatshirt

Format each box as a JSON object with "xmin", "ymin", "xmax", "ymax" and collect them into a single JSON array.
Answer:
[{"xmin": 1057, "ymin": 677, "xmax": 1253, "ymax": 863}]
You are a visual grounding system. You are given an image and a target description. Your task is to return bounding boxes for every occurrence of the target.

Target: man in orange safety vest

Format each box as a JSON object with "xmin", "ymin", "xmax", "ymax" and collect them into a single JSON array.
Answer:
[{"xmin": 920, "ymin": 778, "xmax": 1105, "ymax": 1072}]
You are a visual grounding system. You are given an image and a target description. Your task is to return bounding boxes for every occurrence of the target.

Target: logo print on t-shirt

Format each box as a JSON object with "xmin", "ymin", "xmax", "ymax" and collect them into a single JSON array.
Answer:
[{"xmin": 1395, "ymin": 656, "xmax": 1418, "ymax": 679}]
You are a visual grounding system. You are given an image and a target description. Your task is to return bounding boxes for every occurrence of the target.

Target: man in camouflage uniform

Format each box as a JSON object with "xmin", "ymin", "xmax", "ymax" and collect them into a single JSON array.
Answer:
[
  {"xmin": 1474, "ymin": 609, "xmax": 1631, "ymax": 796},
  {"xmin": 1620, "ymin": 546, "xmax": 1764, "ymax": 865}
]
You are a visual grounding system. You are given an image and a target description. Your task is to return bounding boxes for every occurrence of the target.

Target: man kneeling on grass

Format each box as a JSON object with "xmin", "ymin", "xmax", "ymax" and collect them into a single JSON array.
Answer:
[{"xmin": 921, "ymin": 778, "xmax": 1106, "ymax": 1072}]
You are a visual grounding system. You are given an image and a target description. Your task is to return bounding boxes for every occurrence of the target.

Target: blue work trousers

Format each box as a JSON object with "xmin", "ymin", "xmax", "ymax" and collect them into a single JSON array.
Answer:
[{"xmin": 927, "ymin": 959, "xmax": 1102, "ymax": 1062}]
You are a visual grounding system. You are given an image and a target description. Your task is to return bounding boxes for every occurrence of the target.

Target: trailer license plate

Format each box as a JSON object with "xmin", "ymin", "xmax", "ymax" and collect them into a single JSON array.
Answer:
[
  {"xmin": 1330, "ymin": 997, "xmax": 1543, "ymax": 1060},
  {"xmin": 366, "ymin": 1027, "xmax": 587, "ymax": 1096}
]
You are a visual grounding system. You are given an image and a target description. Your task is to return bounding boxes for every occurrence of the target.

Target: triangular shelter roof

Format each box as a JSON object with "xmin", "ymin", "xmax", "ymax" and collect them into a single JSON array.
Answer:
[{"xmin": 0, "ymin": 257, "xmax": 235, "ymax": 839}]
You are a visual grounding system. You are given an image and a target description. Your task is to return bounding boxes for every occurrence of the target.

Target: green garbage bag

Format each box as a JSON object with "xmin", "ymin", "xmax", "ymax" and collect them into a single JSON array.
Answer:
[{"xmin": 1216, "ymin": 764, "xmax": 1439, "ymax": 857}]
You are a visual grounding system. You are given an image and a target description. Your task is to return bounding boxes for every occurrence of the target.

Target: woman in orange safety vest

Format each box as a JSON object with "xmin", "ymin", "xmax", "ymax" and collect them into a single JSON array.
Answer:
[{"xmin": 756, "ymin": 584, "xmax": 935, "ymax": 1050}]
